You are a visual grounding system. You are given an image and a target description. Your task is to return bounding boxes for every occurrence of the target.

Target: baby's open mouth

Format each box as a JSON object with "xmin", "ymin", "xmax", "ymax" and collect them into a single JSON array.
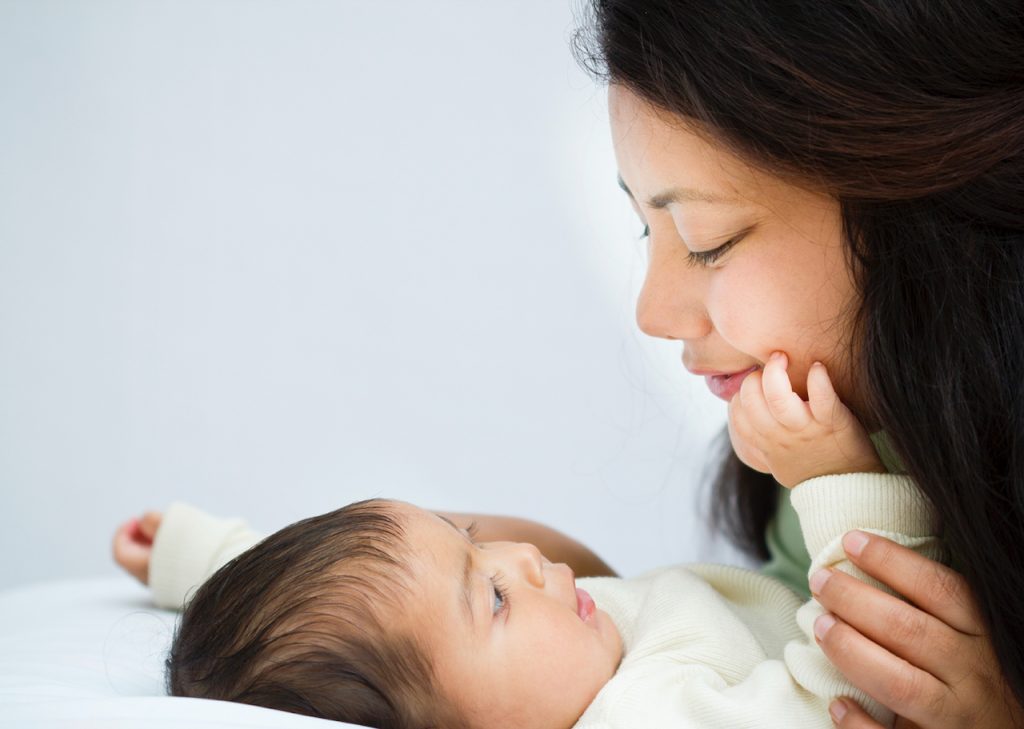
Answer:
[{"xmin": 575, "ymin": 587, "xmax": 596, "ymax": 623}]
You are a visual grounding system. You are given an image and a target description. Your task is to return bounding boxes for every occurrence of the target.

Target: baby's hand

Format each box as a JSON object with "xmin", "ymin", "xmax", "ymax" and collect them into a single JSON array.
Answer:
[
  {"xmin": 111, "ymin": 512, "xmax": 162, "ymax": 586},
  {"xmin": 728, "ymin": 352, "xmax": 884, "ymax": 488}
]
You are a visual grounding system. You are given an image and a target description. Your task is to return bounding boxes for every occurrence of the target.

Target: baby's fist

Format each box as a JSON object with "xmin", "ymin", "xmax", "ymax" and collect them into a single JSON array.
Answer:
[{"xmin": 112, "ymin": 511, "xmax": 162, "ymax": 585}]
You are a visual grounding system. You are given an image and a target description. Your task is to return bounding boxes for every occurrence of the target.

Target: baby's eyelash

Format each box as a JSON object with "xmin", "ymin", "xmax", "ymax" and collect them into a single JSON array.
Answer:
[{"xmin": 491, "ymin": 571, "xmax": 511, "ymax": 618}]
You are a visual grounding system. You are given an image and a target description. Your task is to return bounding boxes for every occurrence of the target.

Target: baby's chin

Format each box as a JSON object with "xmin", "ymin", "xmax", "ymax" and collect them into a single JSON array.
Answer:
[{"xmin": 594, "ymin": 607, "xmax": 624, "ymax": 670}]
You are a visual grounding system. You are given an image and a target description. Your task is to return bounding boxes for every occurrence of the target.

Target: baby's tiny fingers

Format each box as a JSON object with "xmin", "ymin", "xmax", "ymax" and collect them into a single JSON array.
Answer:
[
  {"xmin": 738, "ymin": 369, "xmax": 781, "ymax": 436},
  {"xmin": 137, "ymin": 511, "xmax": 162, "ymax": 543},
  {"xmin": 112, "ymin": 525, "xmax": 151, "ymax": 584},
  {"xmin": 761, "ymin": 352, "xmax": 811, "ymax": 430},
  {"xmin": 728, "ymin": 390, "xmax": 771, "ymax": 473},
  {"xmin": 806, "ymin": 361, "xmax": 840, "ymax": 425},
  {"xmin": 729, "ymin": 385, "xmax": 756, "ymax": 441}
]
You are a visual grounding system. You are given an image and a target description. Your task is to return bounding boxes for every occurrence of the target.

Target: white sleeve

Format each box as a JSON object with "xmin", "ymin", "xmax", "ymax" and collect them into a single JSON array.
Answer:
[
  {"xmin": 577, "ymin": 473, "xmax": 940, "ymax": 729},
  {"xmin": 785, "ymin": 473, "xmax": 942, "ymax": 726},
  {"xmin": 148, "ymin": 501, "xmax": 266, "ymax": 610}
]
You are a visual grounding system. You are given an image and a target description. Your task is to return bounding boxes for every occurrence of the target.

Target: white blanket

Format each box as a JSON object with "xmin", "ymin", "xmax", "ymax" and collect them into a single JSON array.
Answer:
[{"xmin": 0, "ymin": 576, "xmax": 365, "ymax": 728}]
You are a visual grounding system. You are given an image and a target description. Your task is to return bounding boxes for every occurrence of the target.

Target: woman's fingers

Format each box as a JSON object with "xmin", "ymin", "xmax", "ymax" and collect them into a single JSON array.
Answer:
[
  {"xmin": 812, "ymin": 566, "xmax": 962, "ymax": 683},
  {"xmin": 813, "ymin": 613, "xmax": 948, "ymax": 725},
  {"xmin": 827, "ymin": 532, "xmax": 1024, "ymax": 729},
  {"xmin": 832, "ymin": 700, "xmax": 927, "ymax": 728},
  {"xmin": 828, "ymin": 698, "xmax": 889, "ymax": 728},
  {"xmin": 842, "ymin": 531, "xmax": 982, "ymax": 635},
  {"xmin": 893, "ymin": 718, "xmax": 926, "ymax": 729}
]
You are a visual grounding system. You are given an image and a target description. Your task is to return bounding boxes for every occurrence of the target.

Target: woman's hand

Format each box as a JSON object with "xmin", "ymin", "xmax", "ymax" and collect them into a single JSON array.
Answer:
[
  {"xmin": 111, "ymin": 512, "xmax": 163, "ymax": 585},
  {"xmin": 811, "ymin": 530, "xmax": 1024, "ymax": 728}
]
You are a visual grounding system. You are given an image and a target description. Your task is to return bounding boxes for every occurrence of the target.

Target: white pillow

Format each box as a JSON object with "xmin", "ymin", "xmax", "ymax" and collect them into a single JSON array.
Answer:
[{"xmin": 0, "ymin": 576, "xmax": 367, "ymax": 728}]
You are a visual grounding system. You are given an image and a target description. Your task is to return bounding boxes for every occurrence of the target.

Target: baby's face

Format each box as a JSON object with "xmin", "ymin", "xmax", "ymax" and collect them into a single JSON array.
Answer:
[{"xmin": 391, "ymin": 502, "xmax": 622, "ymax": 729}]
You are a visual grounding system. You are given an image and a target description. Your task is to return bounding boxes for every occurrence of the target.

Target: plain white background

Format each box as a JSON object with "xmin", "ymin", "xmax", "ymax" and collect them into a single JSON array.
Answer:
[{"xmin": 0, "ymin": 0, "xmax": 743, "ymax": 591}]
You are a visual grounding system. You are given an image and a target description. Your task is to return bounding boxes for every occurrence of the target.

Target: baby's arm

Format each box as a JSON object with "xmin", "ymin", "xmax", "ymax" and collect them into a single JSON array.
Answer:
[
  {"xmin": 728, "ymin": 352, "xmax": 884, "ymax": 488},
  {"xmin": 112, "ymin": 503, "xmax": 266, "ymax": 610}
]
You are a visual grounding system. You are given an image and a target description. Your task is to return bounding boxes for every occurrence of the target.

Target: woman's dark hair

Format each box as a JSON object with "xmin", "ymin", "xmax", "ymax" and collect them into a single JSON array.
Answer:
[
  {"xmin": 573, "ymin": 0, "xmax": 1024, "ymax": 707},
  {"xmin": 167, "ymin": 499, "xmax": 448, "ymax": 729}
]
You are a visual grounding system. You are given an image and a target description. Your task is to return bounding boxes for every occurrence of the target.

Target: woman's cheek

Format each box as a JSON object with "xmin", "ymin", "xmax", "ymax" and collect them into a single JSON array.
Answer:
[{"xmin": 705, "ymin": 264, "xmax": 778, "ymax": 361}]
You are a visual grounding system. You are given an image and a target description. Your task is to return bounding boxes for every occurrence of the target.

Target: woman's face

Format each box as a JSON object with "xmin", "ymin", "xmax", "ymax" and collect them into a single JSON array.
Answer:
[{"xmin": 608, "ymin": 85, "xmax": 863, "ymax": 413}]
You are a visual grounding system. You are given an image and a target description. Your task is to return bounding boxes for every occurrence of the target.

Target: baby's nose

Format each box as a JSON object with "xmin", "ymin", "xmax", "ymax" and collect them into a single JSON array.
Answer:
[{"xmin": 511, "ymin": 542, "xmax": 546, "ymax": 588}]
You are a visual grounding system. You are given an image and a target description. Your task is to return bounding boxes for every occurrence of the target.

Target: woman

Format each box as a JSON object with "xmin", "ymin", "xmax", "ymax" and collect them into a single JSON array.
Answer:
[
  {"xmin": 568, "ymin": 1, "xmax": 1024, "ymax": 727},
  {"xmin": 113, "ymin": 2, "xmax": 1023, "ymax": 726}
]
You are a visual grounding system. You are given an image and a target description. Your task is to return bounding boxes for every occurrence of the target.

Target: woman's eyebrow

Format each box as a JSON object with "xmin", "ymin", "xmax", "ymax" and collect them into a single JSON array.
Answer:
[{"xmin": 616, "ymin": 174, "xmax": 739, "ymax": 208}]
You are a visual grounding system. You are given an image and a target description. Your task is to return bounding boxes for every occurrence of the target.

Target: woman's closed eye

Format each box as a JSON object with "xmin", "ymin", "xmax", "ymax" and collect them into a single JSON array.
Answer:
[
  {"xmin": 685, "ymin": 234, "xmax": 744, "ymax": 267},
  {"xmin": 638, "ymin": 225, "xmax": 749, "ymax": 268}
]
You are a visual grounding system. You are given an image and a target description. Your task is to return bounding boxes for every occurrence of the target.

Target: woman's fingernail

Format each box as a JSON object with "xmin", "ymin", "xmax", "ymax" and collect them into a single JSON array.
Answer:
[
  {"xmin": 809, "ymin": 568, "xmax": 831, "ymax": 595},
  {"xmin": 814, "ymin": 613, "xmax": 837, "ymax": 642},
  {"xmin": 770, "ymin": 351, "xmax": 783, "ymax": 361},
  {"xmin": 829, "ymin": 699, "xmax": 848, "ymax": 724},
  {"xmin": 843, "ymin": 530, "xmax": 869, "ymax": 557}
]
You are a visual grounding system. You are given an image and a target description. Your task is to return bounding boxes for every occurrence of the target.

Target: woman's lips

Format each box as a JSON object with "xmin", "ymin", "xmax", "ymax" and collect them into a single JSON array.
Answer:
[
  {"xmin": 575, "ymin": 587, "xmax": 596, "ymax": 624},
  {"xmin": 703, "ymin": 366, "xmax": 759, "ymax": 401}
]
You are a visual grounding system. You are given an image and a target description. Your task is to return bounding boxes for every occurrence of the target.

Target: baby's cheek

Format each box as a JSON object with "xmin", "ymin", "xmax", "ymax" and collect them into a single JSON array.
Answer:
[{"xmin": 601, "ymin": 610, "xmax": 624, "ymax": 671}]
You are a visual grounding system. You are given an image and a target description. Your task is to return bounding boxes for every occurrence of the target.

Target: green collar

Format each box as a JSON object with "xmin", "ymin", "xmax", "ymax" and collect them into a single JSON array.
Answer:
[{"xmin": 870, "ymin": 431, "xmax": 905, "ymax": 474}]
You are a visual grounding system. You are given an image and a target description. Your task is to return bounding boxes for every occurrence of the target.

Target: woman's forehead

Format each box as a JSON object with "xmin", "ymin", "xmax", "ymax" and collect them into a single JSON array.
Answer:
[
  {"xmin": 608, "ymin": 88, "xmax": 770, "ymax": 208},
  {"xmin": 610, "ymin": 88, "xmax": 832, "ymax": 219}
]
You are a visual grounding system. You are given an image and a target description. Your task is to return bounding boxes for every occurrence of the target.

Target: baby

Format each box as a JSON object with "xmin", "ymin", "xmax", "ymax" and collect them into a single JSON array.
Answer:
[{"xmin": 114, "ymin": 356, "xmax": 939, "ymax": 729}]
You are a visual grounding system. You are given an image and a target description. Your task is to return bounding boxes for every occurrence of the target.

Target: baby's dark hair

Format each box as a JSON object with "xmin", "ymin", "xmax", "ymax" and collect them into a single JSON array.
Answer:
[{"xmin": 166, "ymin": 498, "xmax": 445, "ymax": 729}]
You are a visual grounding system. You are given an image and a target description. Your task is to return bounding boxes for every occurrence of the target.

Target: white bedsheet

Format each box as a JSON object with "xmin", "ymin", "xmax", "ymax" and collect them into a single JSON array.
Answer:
[{"xmin": 0, "ymin": 576, "xmax": 367, "ymax": 728}]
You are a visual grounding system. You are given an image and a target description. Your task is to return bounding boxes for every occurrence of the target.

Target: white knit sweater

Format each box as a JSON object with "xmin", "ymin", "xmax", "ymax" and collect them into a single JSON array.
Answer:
[{"xmin": 150, "ymin": 473, "xmax": 939, "ymax": 729}]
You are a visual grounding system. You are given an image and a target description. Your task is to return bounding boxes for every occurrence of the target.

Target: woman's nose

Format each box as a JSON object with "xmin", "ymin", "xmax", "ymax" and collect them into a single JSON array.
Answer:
[{"xmin": 635, "ymin": 239, "xmax": 711, "ymax": 341}]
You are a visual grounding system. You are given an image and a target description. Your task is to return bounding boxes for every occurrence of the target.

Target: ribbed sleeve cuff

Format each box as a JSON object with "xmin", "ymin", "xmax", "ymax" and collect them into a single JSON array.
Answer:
[
  {"xmin": 790, "ymin": 474, "xmax": 936, "ymax": 559},
  {"xmin": 149, "ymin": 501, "xmax": 261, "ymax": 610}
]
